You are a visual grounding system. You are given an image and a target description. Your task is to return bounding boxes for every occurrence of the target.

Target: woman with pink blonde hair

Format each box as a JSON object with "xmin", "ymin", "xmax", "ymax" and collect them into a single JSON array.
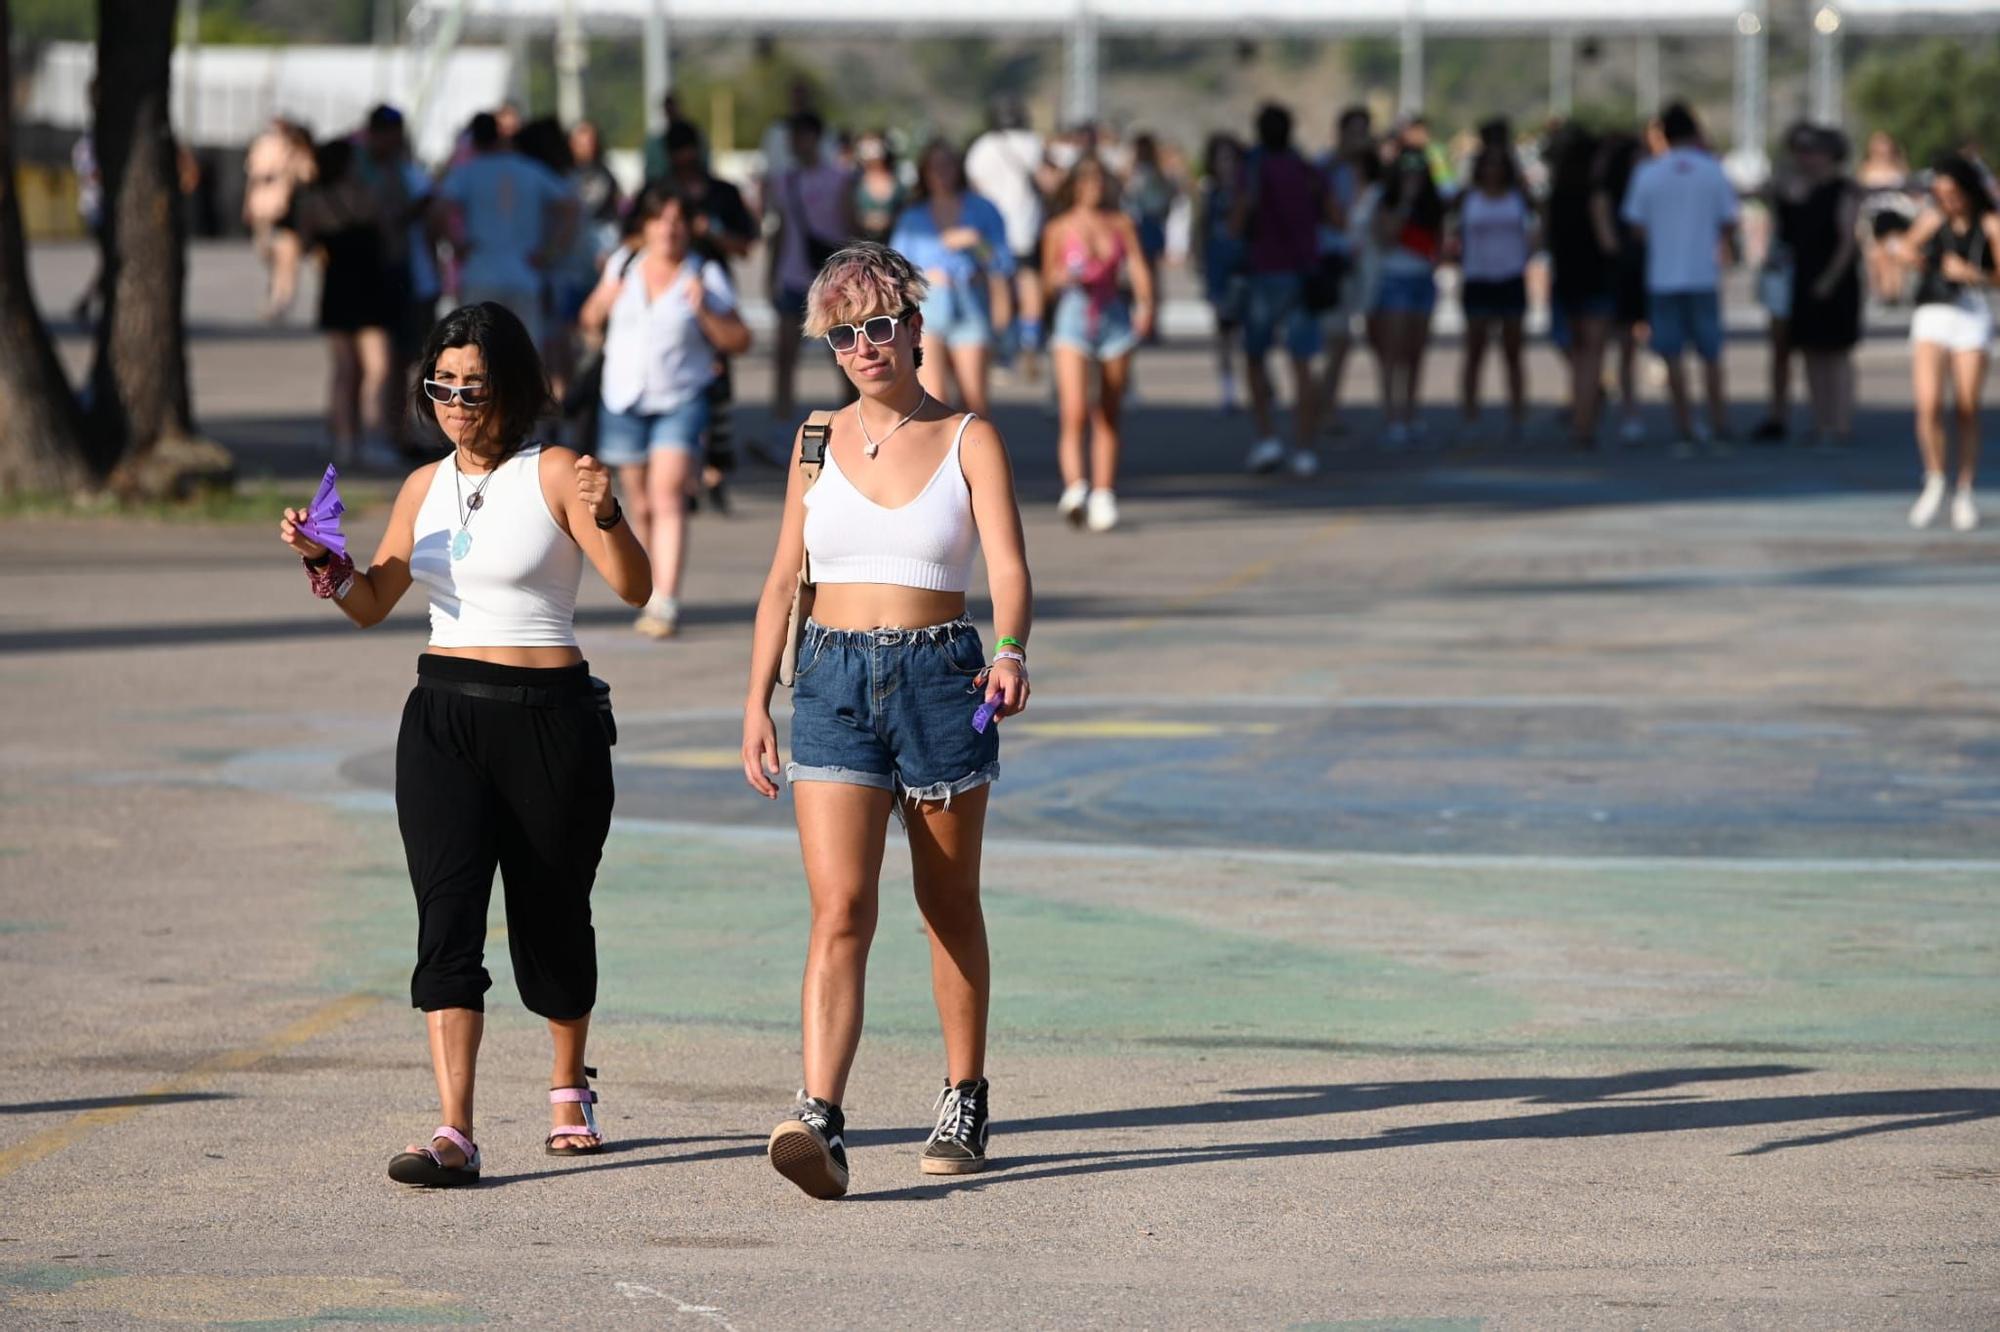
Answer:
[{"xmin": 741, "ymin": 242, "xmax": 1033, "ymax": 1199}]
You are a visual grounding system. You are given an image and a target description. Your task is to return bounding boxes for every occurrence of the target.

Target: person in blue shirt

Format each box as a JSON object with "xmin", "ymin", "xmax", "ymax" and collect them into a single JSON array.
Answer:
[
  {"xmin": 890, "ymin": 140, "xmax": 1015, "ymax": 419},
  {"xmin": 434, "ymin": 113, "xmax": 577, "ymax": 351}
]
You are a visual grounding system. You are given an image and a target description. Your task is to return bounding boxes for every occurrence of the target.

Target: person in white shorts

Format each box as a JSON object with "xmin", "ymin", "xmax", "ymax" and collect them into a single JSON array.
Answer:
[{"xmin": 1895, "ymin": 155, "xmax": 2000, "ymax": 531}]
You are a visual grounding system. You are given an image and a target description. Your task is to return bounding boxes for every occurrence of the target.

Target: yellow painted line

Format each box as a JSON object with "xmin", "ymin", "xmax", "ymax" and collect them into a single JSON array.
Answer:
[
  {"xmin": 1005, "ymin": 719, "xmax": 1280, "ymax": 740},
  {"xmin": 0, "ymin": 991, "xmax": 384, "ymax": 1180},
  {"xmin": 619, "ymin": 747, "xmax": 746, "ymax": 770}
]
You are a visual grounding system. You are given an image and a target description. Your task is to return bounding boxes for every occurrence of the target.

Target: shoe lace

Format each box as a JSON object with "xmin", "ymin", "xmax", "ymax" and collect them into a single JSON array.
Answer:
[
  {"xmin": 794, "ymin": 1096, "xmax": 835, "ymax": 1138},
  {"xmin": 928, "ymin": 1084, "xmax": 981, "ymax": 1146}
]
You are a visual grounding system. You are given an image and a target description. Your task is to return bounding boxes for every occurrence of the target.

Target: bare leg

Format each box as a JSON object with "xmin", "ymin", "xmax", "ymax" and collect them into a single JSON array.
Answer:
[
  {"xmin": 1833, "ymin": 353, "xmax": 1855, "ymax": 439},
  {"xmin": 357, "ymin": 327, "xmax": 393, "ymax": 444},
  {"xmin": 1406, "ymin": 312, "xmax": 1434, "ymax": 430},
  {"xmin": 1367, "ymin": 315, "xmax": 1393, "ymax": 426},
  {"xmin": 546, "ymin": 1013, "xmax": 595, "ymax": 1149},
  {"xmin": 1704, "ymin": 354, "xmax": 1729, "ymax": 438},
  {"xmin": 1617, "ymin": 326, "xmax": 1640, "ymax": 420},
  {"xmin": 1461, "ymin": 318, "xmax": 1490, "ymax": 424},
  {"xmin": 1664, "ymin": 355, "xmax": 1693, "ymax": 440},
  {"xmin": 617, "ymin": 463, "xmax": 651, "ymax": 550},
  {"xmin": 794, "ymin": 781, "xmax": 895, "ymax": 1105},
  {"xmin": 644, "ymin": 448, "xmax": 697, "ymax": 603},
  {"xmin": 1570, "ymin": 314, "xmax": 1607, "ymax": 444},
  {"xmin": 1766, "ymin": 317, "xmax": 1792, "ymax": 428},
  {"xmin": 949, "ymin": 344, "xmax": 992, "ymax": 420},
  {"xmin": 1094, "ymin": 351, "xmax": 1131, "ymax": 490},
  {"xmin": 271, "ymin": 228, "xmax": 302, "ymax": 316},
  {"xmin": 1016, "ymin": 270, "xmax": 1045, "ymax": 384},
  {"xmin": 1319, "ymin": 330, "xmax": 1352, "ymax": 435},
  {"xmin": 327, "ymin": 332, "xmax": 360, "ymax": 461},
  {"xmin": 414, "ymin": 1007, "xmax": 482, "ymax": 1165},
  {"xmin": 1912, "ymin": 342, "xmax": 1948, "ymax": 477},
  {"xmin": 1287, "ymin": 350, "xmax": 1319, "ymax": 452},
  {"xmin": 1245, "ymin": 347, "xmax": 1277, "ymax": 440},
  {"xmin": 1950, "ymin": 349, "xmax": 1988, "ymax": 487},
  {"xmin": 1500, "ymin": 315, "xmax": 1527, "ymax": 432},
  {"xmin": 774, "ymin": 306, "xmax": 803, "ymax": 423},
  {"xmin": 906, "ymin": 786, "xmax": 991, "ymax": 1084},
  {"xmin": 1053, "ymin": 345, "xmax": 1092, "ymax": 489}
]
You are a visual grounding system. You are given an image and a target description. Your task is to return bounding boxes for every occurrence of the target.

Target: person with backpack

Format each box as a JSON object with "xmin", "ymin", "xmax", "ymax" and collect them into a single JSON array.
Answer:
[{"xmin": 580, "ymin": 185, "xmax": 753, "ymax": 639}]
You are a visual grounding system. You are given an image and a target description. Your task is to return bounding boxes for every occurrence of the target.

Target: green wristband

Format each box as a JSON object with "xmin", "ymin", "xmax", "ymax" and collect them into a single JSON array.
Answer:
[{"xmin": 997, "ymin": 636, "xmax": 1025, "ymax": 652}]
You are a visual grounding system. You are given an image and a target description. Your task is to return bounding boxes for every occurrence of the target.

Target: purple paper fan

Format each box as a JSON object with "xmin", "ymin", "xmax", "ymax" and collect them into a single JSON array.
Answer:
[
  {"xmin": 296, "ymin": 464, "xmax": 348, "ymax": 558},
  {"xmin": 972, "ymin": 696, "xmax": 1002, "ymax": 734}
]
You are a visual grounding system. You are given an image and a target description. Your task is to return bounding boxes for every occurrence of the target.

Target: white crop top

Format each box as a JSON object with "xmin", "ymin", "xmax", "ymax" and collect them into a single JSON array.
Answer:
[
  {"xmin": 408, "ymin": 444, "xmax": 584, "ymax": 647},
  {"xmin": 803, "ymin": 413, "xmax": 980, "ymax": 592}
]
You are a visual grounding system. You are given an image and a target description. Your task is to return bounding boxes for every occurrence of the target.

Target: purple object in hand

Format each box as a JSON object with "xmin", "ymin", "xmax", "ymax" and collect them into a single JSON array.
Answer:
[
  {"xmin": 296, "ymin": 464, "xmax": 349, "ymax": 559},
  {"xmin": 972, "ymin": 695, "xmax": 1003, "ymax": 734}
]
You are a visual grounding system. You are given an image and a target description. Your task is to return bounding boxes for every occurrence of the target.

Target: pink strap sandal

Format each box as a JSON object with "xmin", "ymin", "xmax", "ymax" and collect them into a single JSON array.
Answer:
[
  {"xmin": 387, "ymin": 1124, "xmax": 481, "ymax": 1187},
  {"xmin": 546, "ymin": 1068, "xmax": 605, "ymax": 1156}
]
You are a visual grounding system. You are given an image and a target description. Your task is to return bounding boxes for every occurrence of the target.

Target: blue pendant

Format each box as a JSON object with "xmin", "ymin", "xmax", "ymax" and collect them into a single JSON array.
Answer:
[{"xmin": 451, "ymin": 527, "xmax": 473, "ymax": 561}]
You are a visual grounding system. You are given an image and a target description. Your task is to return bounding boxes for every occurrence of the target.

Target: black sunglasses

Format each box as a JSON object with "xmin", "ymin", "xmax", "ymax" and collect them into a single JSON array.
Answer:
[
  {"xmin": 824, "ymin": 311, "xmax": 912, "ymax": 354},
  {"xmin": 423, "ymin": 379, "xmax": 492, "ymax": 407}
]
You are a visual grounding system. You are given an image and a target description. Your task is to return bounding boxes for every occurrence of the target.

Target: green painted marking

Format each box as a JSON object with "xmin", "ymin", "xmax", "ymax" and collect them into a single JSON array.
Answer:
[
  {"xmin": 0, "ymin": 1262, "xmax": 120, "ymax": 1291},
  {"xmin": 216, "ymin": 1307, "xmax": 482, "ymax": 1329},
  {"xmin": 0, "ymin": 920, "xmax": 54, "ymax": 935}
]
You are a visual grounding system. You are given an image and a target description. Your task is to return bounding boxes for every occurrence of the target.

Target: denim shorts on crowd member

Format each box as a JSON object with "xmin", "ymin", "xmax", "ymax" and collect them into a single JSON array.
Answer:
[
  {"xmin": 1647, "ymin": 289, "xmax": 1723, "ymax": 362},
  {"xmin": 594, "ymin": 394, "xmax": 711, "ymax": 467},
  {"xmin": 1241, "ymin": 270, "xmax": 1321, "ymax": 360},
  {"xmin": 1050, "ymin": 289, "xmax": 1140, "ymax": 362}
]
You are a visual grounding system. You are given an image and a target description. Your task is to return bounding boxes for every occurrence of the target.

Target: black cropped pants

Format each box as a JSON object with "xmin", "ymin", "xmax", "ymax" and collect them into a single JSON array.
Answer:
[{"xmin": 396, "ymin": 654, "xmax": 614, "ymax": 1019}]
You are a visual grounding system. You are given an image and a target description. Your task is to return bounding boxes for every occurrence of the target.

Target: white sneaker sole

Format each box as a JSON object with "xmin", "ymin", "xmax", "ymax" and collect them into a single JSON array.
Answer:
[{"xmin": 919, "ymin": 1153, "xmax": 990, "ymax": 1176}]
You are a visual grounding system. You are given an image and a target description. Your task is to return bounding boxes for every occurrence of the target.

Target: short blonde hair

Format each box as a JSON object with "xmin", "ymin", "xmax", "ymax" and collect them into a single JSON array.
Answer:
[{"xmin": 802, "ymin": 242, "xmax": 929, "ymax": 339}]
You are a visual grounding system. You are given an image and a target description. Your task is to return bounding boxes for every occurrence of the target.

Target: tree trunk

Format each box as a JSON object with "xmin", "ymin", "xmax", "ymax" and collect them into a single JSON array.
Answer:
[
  {"xmin": 87, "ymin": 0, "xmax": 231, "ymax": 498},
  {"xmin": 0, "ymin": 0, "xmax": 92, "ymax": 497}
]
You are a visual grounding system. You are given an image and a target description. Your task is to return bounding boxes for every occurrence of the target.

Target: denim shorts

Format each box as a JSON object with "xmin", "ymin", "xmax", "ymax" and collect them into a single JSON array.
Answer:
[
  {"xmin": 1648, "ymin": 289, "xmax": 1723, "ymax": 362},
  {"xmin": 786, "ymin": 616, "xmax": 1000, "ymax": 805},
  {"xmin": 1242, "ymin": 271, "xmax": 1321, "ymax": 360},
  {"xmin": 1050, "ymin": 288, "xmax": 1139, "ymax": 361},
  {"xmin": 918, "ymin": 279, "xmax": 993, "ymax": 349},
  {"xmin": 596, "ymin": 395, "xmax": 711, "ymax": 466},
  {"xmin": 1373, "ymin": 271, "xmax": 1438, "ymax": 316}
]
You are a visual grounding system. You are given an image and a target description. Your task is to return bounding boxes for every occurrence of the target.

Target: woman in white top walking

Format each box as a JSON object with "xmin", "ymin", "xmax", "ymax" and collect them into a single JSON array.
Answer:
[
  {"xmin": 276, "ymin": 302, "xmax": 653, "ymax": 1186},
  {"xmin": 1453, "ymin": 148, "xmax": 1537, "ymax": 441},
  {"xmin": 581, "ymin": 185, "xmax": 752, "ymax": 638},
  {"xmin": 741, "ymin": 243, "xmax": 1033, "ymax": 1199}
]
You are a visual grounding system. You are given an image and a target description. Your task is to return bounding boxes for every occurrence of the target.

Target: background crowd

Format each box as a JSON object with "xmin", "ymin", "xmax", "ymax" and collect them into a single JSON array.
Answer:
[{"xmin": 230, "ymin": 82, "xmax": 2000, "ymax": 597}]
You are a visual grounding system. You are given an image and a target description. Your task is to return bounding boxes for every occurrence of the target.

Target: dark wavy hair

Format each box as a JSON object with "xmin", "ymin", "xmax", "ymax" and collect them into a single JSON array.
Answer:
[
  {"xmin": 1933, "ymin": 153, "xmax": 1995, "ymax": 222},
  {"xmin": 1052, "ymin": 153, "xmax": 1120, "ymax": 215},
  {"xmin": 407, "ymin": 303, "xmax": 552, "ymax": 457}
]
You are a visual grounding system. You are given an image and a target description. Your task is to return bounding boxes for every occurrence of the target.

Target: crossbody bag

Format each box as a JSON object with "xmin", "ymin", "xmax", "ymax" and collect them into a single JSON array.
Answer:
[{"xmin": 777, "ymin": 409, "xmax": 836, "ymax": 687}]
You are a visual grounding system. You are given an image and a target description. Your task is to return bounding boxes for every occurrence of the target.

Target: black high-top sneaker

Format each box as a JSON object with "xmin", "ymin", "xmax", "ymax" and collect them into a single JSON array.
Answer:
[
  {"xmin": 768, "ymin": 1094, "xmax": 849, "ymax": 1200},
  {"xmin": 920, "ymin": 1077, "xmax": 990, "ymax": 1175}
]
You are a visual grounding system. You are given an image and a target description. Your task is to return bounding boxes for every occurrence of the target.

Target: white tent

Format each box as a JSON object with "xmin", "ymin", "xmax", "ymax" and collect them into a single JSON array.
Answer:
[
  {"xmin": 25, "ymin": 42, "xmax": 513, "ymax": 166},
  {"xmin": 407, "ymin": 0, "xmax": 1756, "ymax": 165}
]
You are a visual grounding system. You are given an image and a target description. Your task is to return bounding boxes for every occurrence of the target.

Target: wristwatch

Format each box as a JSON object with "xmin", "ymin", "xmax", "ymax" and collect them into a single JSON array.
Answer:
[{"xmin": 594, "ymin": 499, "xmax": 624, "ymax": 530}]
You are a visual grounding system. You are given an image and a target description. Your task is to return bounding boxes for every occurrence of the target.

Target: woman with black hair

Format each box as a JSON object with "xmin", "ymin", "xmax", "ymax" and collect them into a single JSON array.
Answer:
[
  {"xmin": 1895, "ymin": 155, "xmax": 2000, "ymax": 530},
  {"xmin": 1452, "ymin": 146, "xmax": 1536, "ymax": 443},
  {"xmin": 1596, "ymin": 133, "xmax": 1650, "ymax": 445},
  {"xmin": 1546, "ymin": 127, "xmax": 1615, "ymax": 449},
  {"xmin": 277, "ymin": 303, "xmax": 654, "ymax": 1186},
  {"xmin": 291, "ymin": 137, "xmax": 400, "ymax": 470}
]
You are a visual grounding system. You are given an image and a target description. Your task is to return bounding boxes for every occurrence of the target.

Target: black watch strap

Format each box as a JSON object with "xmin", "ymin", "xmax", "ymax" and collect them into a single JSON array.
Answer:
[{"xmin": 593, "ymin": 499, "xmax": 624, "ymax": 530}]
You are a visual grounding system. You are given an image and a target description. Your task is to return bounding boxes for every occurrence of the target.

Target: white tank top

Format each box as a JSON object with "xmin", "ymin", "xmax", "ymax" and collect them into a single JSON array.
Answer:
[
  {"xmin": 1460, "ymin": 188, "xmax": 1532, "ymax": 282},
  {"xmin": 803, "ymin": 413, "xmax": 980, "ymax": 592},
  {"xmin": 408, "ymin": 444, "xmax": 584, "ymax": 648}
]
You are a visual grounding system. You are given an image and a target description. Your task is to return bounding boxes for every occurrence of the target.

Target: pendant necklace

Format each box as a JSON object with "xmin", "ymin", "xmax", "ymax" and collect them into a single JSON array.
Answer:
[
  {"xmin": 855, "ymin": 392, "xmax": 929, "ymax": 458},
  {"xmin": 451, "ymin": 451, "xmax": 498, "ymax": 561}
]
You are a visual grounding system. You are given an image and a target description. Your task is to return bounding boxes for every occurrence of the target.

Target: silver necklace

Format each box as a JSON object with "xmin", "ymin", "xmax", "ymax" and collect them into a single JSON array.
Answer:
[
  {"xmin": 451, "ymin": 452, "xmax": 499, "ymax": 561},
  {"xmin": 855, "ymin": 392, "xmax": 929, "ymax": 458}
]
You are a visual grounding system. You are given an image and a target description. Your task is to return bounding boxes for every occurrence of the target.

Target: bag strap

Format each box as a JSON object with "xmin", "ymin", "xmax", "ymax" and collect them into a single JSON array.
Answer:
[{"xmin": 796, "ymin": 409, "xmax": 836, "ymax": 585}]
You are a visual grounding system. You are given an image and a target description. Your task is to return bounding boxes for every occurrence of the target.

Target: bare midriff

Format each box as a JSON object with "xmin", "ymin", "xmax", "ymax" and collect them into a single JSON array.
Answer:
[
  {"xmin": 809, "ymin": 585, "xmax": 968, "ymax": 632},
  {"xmin": 425, "ymin": 645, "xmax": 587, "ymax": 668}
]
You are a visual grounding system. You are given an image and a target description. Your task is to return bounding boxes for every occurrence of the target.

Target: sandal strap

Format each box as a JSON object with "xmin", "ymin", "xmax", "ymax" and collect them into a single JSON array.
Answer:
[
  {"xmin": 547, "ymin": 1124, "xmax": 599, "ymax": 1140},
  {"xmin": 549, "ymin": 1087, "xmax": 599, "ymax": 1105},
  {"xmin": 431, "ymin": 1125, "xmax": 477, "ymax": 1163}
]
